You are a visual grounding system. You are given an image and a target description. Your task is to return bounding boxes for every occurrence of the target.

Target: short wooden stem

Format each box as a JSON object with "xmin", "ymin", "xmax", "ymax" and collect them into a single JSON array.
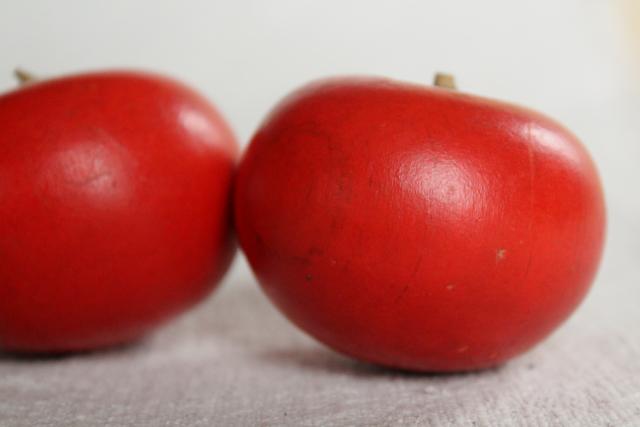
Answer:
[
  {"xmin": 434, "ymin": 72, "xmax": 456, "ymax": 90},
  {"xmin": 14, "ymin": 69, "xmax": 37, "ymax": 85}
]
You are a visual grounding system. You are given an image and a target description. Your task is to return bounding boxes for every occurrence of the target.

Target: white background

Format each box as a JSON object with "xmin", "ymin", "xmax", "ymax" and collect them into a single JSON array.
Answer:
[{"xmin": 0, "ymin": 1, "xmax": 639, "ymax": 424}]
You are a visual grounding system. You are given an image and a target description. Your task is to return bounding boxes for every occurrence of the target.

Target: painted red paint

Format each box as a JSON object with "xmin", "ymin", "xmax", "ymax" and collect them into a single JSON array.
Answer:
[
  {"xmin": 0, "ymin": 71, "xmax": 238, "ymax": 352},
  {"xmin": 235, "ymin": 77, "xmax": 606, "ymax": 372}
]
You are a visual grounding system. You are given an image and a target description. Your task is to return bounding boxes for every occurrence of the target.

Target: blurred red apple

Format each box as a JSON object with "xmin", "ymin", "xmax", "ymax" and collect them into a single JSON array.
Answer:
[{"xmin": 0, "ymin": 70, "xmax": 238, "ymax": 352}]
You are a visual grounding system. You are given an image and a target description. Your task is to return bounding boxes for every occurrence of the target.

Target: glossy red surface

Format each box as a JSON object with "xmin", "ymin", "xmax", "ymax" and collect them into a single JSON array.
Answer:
[
  {"xmin": 235, "ymin": 77, "xmax": 606, "ymax": 372},
  {"xmin": 0, "ymin": 71, "xmax": 238, "ymax": 352}
]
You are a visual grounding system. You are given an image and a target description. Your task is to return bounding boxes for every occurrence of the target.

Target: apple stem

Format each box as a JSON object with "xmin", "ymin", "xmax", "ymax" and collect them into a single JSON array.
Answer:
[
  {"xmin": 14, "ymin": 68, "xmax": 37, "ymax": 86},
  {"xmin": 434, "ymin": 73, "xmax": 456, "ymax": 90}
]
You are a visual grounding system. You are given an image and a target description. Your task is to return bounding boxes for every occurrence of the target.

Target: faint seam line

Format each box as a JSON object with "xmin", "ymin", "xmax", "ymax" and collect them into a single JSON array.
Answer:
[{"xmin": 524, "ymin": 123, "xmax": 536, "ymax": 284}]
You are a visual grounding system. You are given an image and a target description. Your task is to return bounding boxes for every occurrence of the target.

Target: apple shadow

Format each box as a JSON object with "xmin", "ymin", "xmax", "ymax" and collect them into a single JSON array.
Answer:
[
  {"xmin": 0, "ymin": 336, "xmax": 149, "ymax": 364},
  {"xmin": 256, "ymin": 345, "xmax": 503, "ymax": 379}
]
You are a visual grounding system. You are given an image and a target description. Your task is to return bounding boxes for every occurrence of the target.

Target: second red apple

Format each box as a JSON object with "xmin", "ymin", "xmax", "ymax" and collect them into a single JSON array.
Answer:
[{"xmin": 235, "ymin": 75, "xmax": 606, "ymax": 372}]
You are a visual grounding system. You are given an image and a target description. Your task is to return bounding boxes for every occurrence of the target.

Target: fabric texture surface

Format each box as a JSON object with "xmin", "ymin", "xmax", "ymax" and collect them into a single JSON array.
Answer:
[{"xmin": 1, "ymin": 255, "xmax": 639, "ymax": 427}]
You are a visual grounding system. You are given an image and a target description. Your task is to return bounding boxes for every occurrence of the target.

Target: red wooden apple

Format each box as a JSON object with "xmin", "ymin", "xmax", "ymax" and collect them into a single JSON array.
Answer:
[
  {"xmin": 235, "ymin": 74, "xmax": 606, "ymax": 372},
  {"xmin": 0, "ymin": 70, "xmax": 238, "ymax": 352}
]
